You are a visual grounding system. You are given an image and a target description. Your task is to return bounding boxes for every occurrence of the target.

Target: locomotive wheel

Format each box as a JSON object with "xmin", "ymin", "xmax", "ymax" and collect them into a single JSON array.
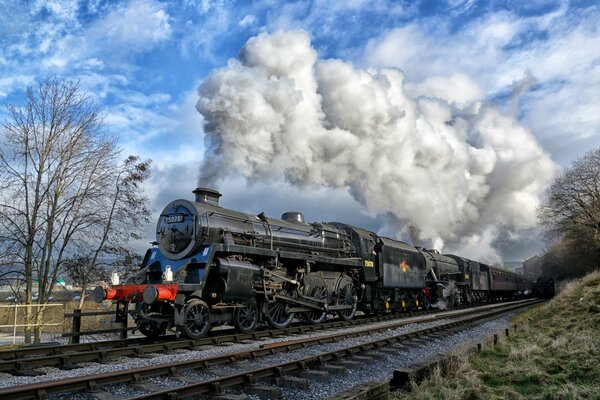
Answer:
[
  {"xmin": 233, "ymin": 300, "xmax": 258, "ymax": 333},
  {"xmin": 302, "ymin": 274, "xmax": 328, "ymax": 324},
  {"xmin": 373, "ymin": 298, "xmax": 384, "ymax": 315},
  {"xmin": 336, "ymin": 277, "xmax": 357, "ymax": 321},
  {"xmin": 137, "ymin": 319, "xmax": 164, "ymax": 338},
  {"xmin": 182, "ymin": 299, "xmax": 211, "ymax": 339},
  {"xmin": 266, "ymin": 300, "xmax": 295, "ymax": 329},
  {"xmin": 410, "ymin": 296, "xmax": 418, "ymax": 311}
]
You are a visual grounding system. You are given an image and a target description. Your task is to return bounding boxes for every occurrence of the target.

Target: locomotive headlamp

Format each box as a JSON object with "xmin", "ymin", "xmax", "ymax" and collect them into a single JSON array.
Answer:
[
  {"xmin": 163, "ymin": 266, "xmax": 173, "ymax": 282},
  {"xmin": 110, "ymin": 271, "xmax": 120, "ymax": 285}
]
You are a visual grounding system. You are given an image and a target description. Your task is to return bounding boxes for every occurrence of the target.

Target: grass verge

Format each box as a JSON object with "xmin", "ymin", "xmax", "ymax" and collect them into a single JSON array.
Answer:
[{"xmin": 393, "ymin": 271, "xmax": 600, "ymax": 400}]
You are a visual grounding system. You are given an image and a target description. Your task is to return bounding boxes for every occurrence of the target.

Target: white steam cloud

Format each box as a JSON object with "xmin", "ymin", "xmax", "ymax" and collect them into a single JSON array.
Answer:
[{"xmin": 196, "ymin": 30, "xmax": 556, "ymax": 263}]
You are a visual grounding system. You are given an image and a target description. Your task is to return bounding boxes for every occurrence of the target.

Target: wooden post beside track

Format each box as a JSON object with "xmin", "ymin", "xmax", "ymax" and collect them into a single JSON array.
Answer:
[
  {"xmin": 119, "ymin": 302, "xmax": 128, "ymax": 340},
  {"xmin": 71, "ymin": 309, "xmax": 82, "ymax": 344}
]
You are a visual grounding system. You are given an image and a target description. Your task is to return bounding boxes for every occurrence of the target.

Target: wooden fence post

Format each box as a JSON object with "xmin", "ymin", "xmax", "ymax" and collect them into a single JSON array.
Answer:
[
  {"xmin": 71, "ymin": 309, "xmax": 81, "ymax": 344},
  {"xmin": 116, "ymin": 301, "xmax": 128, "ymax": 340}
]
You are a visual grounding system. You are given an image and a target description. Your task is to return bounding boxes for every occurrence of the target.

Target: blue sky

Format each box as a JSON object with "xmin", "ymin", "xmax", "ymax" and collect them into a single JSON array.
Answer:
[{"xmin": 1, "ymin": 0, "xmax": 599, "ymax": 262}]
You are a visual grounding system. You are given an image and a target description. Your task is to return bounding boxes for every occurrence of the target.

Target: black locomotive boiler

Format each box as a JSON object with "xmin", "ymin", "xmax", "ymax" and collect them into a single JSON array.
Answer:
[{"xmin": 93, "ymin": 188, "xmax": 533, "ymax": 339}]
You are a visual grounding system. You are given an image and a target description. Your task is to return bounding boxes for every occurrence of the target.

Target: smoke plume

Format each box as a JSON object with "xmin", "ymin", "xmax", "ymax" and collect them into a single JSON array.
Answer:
[{"xmin": 196, "ymin": 30, "xmax": 555, "ymax": 263}]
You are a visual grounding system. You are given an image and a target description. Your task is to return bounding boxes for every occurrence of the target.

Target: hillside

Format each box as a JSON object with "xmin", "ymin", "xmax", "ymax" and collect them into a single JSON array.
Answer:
[{"xmin": 394, "ymin": 271, "xmax": 600, "ymax": 399}]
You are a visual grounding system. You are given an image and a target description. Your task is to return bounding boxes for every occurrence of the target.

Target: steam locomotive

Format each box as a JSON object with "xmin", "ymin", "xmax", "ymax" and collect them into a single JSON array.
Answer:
[{"xmin": 92, "ymin": 188, "xmax": 533, "ymax": 339}]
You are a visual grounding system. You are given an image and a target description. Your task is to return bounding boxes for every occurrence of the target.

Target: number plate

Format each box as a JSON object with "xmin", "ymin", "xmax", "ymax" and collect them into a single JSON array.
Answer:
[{"xmin": 165, "ymin": 215, "xmax": 184, "ymax": 224}]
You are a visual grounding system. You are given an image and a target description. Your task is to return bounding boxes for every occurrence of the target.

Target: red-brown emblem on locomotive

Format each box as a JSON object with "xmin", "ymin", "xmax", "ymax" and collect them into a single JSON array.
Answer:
[{"xmin": 401, "ymin": 260, "xmax": 408, "ymax": 272}]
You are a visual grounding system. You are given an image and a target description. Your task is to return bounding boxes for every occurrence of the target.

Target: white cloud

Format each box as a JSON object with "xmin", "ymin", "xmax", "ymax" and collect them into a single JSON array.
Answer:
[
  {"xmin": 0, "ymin": 75, "xmax": 35, "ymax": 98},
  {"xmin": 104, "ymin": 91, "xmax": 176, "ymax": 145},
  {"xmin": 445, "ymin": 0, "xmax": 477, "ymax": 16},
  {"xmin": 23, "ymin": 0, "xmax": 173, "ymax": 75},
  {"xmin": 239, "ymin": 14, "xmax": 256, "ymax": 27},
  {"xmin": 363, "ymin": 6, "xmax": 600, "ymax": 166},
  {"xmin": 263, "ymin": 0, "xmax": 417, "ymax": 45},
  {"xmin": 89, "ymin": 0, "xmax": 171, "ymax": 52},
  {"xmin": 36, "ymin": 0, "xmax": 80, "ymax": 22},
  {"xmin": 178, "ymin": 3, "xmax": 232, "ymax": 60},
  {"xmin": 406, "ymin": 74, "xmax": 483, "ymax": 108}
]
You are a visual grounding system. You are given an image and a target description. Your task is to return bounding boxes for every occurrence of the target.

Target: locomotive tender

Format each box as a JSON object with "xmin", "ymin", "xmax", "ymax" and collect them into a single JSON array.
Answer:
[{"xmin": 93, "ymin": 188, "xmax": 533, "ymax": 339}]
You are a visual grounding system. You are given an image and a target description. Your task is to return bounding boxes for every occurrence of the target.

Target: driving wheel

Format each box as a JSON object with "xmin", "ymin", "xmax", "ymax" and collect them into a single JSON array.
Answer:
[
  {"xmin": 233, "ymin": 300, "xmax": 258, "ymax": 333},
  {"xmin": 302, "ymin": 274, "xmax": 328, "ymax": 324},
  {"xmin": 336, "ymin": 276, "xmax": 357, "ymax": 320},
  {"xmin": 266, "ymin": 300, "xmax": 295, "ymax": 329},
  {"xmin": 181, "ymin": 299, "xmax": 211, "ymax": 339}
]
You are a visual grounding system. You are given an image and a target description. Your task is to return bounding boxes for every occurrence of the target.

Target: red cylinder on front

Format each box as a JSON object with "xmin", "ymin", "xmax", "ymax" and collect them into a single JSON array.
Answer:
[
  {"xmin": 105, "ymin": 288, "xmax": 118, "ymax": 300},
  {"xmin": 155, "ymin": 285, "xmax": 178, "ymax": 301}
]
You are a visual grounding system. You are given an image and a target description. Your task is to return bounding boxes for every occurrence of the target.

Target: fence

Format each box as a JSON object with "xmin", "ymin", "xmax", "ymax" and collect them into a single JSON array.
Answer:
[
  {"xmin": 0, "ymin": 303, "xmax": 64, "ymax": 345},
  {"xmin": 63, "ymin": 301, "xmax": 129, "ymax": 343}
]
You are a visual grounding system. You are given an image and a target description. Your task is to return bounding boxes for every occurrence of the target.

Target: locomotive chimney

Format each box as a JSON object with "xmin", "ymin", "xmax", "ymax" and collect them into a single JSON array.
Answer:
[
  {"xmin": 281, "ymin": 211, "xmax": 306, "ymax": 223},
  {"xmin": 193, "ymin": 187, "xmax": 222, "ymax": 206}
]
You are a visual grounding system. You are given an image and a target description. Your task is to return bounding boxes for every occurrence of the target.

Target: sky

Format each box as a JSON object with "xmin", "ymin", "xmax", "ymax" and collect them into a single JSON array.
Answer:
[{"xmin": 1, "ymin": 0, "xmax": 598, "ymax": 263}]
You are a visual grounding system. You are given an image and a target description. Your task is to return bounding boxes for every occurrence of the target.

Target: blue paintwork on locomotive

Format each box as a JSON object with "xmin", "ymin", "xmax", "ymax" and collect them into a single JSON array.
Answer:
[{"xmin": 146, "ymin": 245, "xmax": 213, "ymax": 283}]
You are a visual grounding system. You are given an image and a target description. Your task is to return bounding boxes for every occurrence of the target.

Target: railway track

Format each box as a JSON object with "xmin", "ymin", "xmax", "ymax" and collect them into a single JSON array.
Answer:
[
  {"xmin": 0, "ymin": 298, "xmax": 543, "ymax": 400},
  {"xmin": 0, "ymin": 301, "xmax": 482, "ymax": 374},
  {"xmin": 0, "ymin": 310, "xmax": 433, "ymax": 374}
]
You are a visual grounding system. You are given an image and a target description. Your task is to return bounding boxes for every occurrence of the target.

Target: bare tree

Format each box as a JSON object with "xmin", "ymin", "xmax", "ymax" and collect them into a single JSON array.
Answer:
[
  {"xmin": 538, "ymin": 148, "xmax": 600, "ymax": 276},
  {"xmin": 0, "ymin": 269, "xmax": 26, "ymax": 301},
  {"xmin": 0, "ymin": 77, "xmax": 151, "ymax": 342},
  {"xmin": 64, "ymin": 155, "xmax": 151, "ymax": 309}
]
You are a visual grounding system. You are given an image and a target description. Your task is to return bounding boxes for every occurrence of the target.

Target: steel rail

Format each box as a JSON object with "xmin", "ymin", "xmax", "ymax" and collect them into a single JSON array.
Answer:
[
  {"xmin": 0, "ymin": 335, "xmax": 176, "ymax": 361},
  {"xmin": 0, "ymin": 298, "xmax": 543, "ymax": 400}
]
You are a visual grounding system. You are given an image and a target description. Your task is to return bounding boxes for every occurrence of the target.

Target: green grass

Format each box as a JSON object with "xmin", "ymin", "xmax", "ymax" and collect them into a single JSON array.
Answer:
[{"xmin": 393, "ymin": 271, "xmax": 600, "ymax": 400}]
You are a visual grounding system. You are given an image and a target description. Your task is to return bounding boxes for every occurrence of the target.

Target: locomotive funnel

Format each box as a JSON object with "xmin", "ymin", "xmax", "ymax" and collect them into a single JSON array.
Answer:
[{"xmin": 193, "ymin": 187, "xmax": 222, "ymax": 206}]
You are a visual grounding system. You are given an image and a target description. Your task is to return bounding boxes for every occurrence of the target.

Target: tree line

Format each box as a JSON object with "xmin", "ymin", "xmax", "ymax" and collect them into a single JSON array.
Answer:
[
  {"xmin": 538, "ymin": 148, "xmax": 600, "ymax": 280},
  {"xmin": 0, "ymin": 77, "xmax": 151, "ymax": 342}
]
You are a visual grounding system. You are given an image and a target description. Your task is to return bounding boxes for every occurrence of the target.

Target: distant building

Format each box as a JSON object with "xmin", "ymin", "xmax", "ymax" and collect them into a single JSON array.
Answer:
[
  {"xmin": 523, "ymin": 255, "xmax": 542, "ymax": 279},
  {"xmin": 503, "ymin": 261, "xmax": 522, "ymax": 271},
  {"xmin": 515, "ymin": 266, "xmax": 523, "ymax": 275}
]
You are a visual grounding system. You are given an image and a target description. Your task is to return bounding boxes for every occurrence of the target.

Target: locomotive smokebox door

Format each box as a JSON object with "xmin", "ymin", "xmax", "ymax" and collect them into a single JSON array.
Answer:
[{"xmin": 156, "ymin": 199, "xmax": 199, "ymax": 260}]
